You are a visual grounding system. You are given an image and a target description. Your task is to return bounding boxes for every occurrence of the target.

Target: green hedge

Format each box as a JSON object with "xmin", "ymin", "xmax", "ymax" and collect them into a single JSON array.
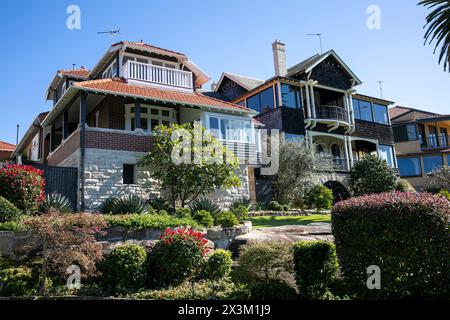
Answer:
[
  {"xmin": 332, "ymin": 192, "xmax": 450, "ymax": 299},
  {"xmin": 104, "ymin": 213, "xmax": 200, "ymax": 230},
  {"xmin": 0, "ymin": 196, "xmax": 22, "ymax": 223},
  {"xmin": 293, "ymin": 240, "xmax": 338, "ymax": 299},
  {"xmin": 201, "ymin": 249, "xmax": 233, "ymax": 280}
]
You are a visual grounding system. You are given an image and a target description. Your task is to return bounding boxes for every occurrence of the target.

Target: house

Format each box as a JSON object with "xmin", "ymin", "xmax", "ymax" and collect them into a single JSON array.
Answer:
[
  {"xmin": 207, "ymin": 40, "xmax": 398, "ymax": 201},
  {"xmin": 0, "ymin": 141, "xmax": 15, "ymax": 160},
  {"xmin": 390, "ymin": 106, "xmax": 450, "ymax": 190},
  {"xmin": 13, "ymin": 41, "xmax": 259, "ymax": 211}
]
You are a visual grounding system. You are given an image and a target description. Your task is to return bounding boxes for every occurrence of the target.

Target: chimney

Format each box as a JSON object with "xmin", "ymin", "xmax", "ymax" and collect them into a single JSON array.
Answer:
[
  {"xmin": 211, "ymin": 81, "xmax": 218, "ymax": 91},
  {"xmin": 272, "ymin": 40, "xmax": 287, "ymax": 77}
]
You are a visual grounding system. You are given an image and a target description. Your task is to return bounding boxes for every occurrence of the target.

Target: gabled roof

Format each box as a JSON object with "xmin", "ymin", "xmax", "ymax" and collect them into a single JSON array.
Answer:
[
  {"xmin": 112, "ymin": 41, "xmax": 187, "ymax": 58},
  {"xmin": 287, "ymin": 50, "xmax": 362, "ymax": 85},
  {"xmin": 0, "ymin": 141, "xmax": 15, "ymax": 152},
  {"xmin": 12, "ymin": 111, "xmax": 50, "ymax": 158},
  {"xmin": 389, "ymin": 106, "xmax": 442, "ymax": 123},
  {"xmin": 215, "ymin": 72, "xmax": 265, "ymax": 92},
  {"xmin": 46, "ymin": 67, "xmax": 90, "ymax": 100}
]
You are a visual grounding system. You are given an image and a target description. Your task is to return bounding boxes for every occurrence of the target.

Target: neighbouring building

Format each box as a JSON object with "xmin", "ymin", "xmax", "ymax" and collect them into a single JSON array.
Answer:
[
  {"xmin": 390, "ymin": 106, "xmax": 450, "ymax": 190},
  {"xmin": 13, "ymin": 41, "xmax": 259, "ymax": 211},
  {"xmin": 0, "ymin": 140, "xmax": 15, "ymax": 160},
  {"xmin": 206, "ymin": 40, "xmax": 398, "ymax": 201}
]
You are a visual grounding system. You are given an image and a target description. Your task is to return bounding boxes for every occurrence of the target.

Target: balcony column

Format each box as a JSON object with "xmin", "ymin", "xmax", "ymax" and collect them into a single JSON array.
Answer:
[
  {"xmin": 348, "ymin": 93, "xmax": 355, "ymax": 126},
  {"xmin": 304, "ymin": 83, "xmax": 311, "ymax": 118},
  {"xmin": 347, "ymin": 137, "xmax": 354, "ymax": 168},
  {"xmin": 344, "ymin": 136, "xmax": 350, "ymax": 171},
  {"xmin": 62, "ymin": 110, "xmax": 69, "ymax": 140},
  {"xmin": 309, "ymin": 85, "xmax": 316, "ymax": 118},
  {"xmin": 134, "ymin": 102, "xmax": 141, "ymax": 130},
  {"xmin": 79, "ymin": 92, "xmax": 87, "ymax": 212}
]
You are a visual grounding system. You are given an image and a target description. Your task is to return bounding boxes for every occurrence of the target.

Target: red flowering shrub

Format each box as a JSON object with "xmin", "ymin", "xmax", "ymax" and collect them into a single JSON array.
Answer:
[
  {"xmin": 332, "ymin": 192, "xmax": 450, "ymax": 299},
  {"xmin": 147, "ymin": 227, "xmax": 210, "ymax": 288},
  {"xmin": 0, "ymin": 165, "xmax": 45, "ymax": 214}
]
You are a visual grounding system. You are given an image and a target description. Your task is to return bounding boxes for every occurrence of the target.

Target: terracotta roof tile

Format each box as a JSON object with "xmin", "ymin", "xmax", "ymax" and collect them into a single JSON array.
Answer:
[
  {"xmin": 0, "ymin": 141, "xmax": 15, "ymax": 152},
  {"xmin": 73, "ymin": 78, "xmax": 254, "ymax": 113},
  {"xmin": 113, "ymin": 41, "xmax": 186, "ymax": 57},
  {"xmin": 58, "ymin": 68, "xmax": 90, "ymax": 79},
  {"xmin": 389, "ymin": 106, "xmax": 412, "ymax": 119}
]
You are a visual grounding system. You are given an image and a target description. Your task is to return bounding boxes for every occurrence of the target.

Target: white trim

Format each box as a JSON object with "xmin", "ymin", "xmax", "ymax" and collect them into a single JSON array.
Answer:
[
  {"xmin": 203, "ymin": 111, "xmax": 255, "ymax": 144},
  {"xmin": 124, "ymin": 104, "xmax": 177, "ymax": 133}
]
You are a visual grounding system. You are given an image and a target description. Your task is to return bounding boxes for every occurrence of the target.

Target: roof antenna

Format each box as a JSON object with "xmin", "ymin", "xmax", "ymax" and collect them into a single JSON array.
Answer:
[
  {"xmin": 378, "ymin": 80, "xmax": 384, "ymax": 98},
  {"xmin": 97, "ymin": 28, "xmax": 120, "ymax": 43},
  {"xmin": 307, "ymin": 33, "xmax": 323, "ymax": 54},
  {"xmin": 72, "ymin": 64, "xmax": 76, "ymax": 71}
]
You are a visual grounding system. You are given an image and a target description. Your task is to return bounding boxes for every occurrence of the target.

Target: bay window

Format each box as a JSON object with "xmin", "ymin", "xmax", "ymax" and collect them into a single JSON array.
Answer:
[
  {"xmin": 206, "ymin": 114, "xmax": 254, "ymax": 143},
  {"xmin": 379, "ymin": 145, "xmax": 396, "ymax": 168}
]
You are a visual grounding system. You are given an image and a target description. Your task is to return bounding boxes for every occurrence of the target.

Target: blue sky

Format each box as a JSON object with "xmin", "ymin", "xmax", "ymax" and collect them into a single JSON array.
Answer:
[{"xmin": 0, "ymin": 0, "xmax": 448, "ymax": 144}]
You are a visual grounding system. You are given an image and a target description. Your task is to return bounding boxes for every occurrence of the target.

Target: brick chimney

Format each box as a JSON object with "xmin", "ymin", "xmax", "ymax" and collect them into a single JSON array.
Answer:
[{"xmin": 272, "ymin": 40, "xmax": 287, "ymax": 77}]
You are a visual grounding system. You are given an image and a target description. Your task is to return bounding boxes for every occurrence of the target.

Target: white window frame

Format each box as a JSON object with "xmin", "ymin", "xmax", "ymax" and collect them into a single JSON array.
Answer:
[
  {"xmin": 203, "ymin": 112, "xmax": 255, "ymax": 144},
  {"xmin": 121, "ymin": 53, "xmax": 179, "ymax": 69},
  {"xmin": 125, "ymin": 104, "xmax": 177, "ymax": 133}
]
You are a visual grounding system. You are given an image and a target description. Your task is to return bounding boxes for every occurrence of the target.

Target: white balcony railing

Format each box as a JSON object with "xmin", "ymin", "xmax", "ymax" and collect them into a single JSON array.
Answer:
[{"xmin": 122, "ymin": 60, "xmax": 193, "ymax": 90}]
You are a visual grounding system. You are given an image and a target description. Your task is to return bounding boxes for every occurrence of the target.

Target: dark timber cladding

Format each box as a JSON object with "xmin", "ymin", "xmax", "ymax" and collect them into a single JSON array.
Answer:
[
  {"xmin": 353, "ymin": 119, "xmax": 395, "ymax": 145},
  {"xmin": 79, "ymin": 92, "xmax": 87, "ymax": 211}
]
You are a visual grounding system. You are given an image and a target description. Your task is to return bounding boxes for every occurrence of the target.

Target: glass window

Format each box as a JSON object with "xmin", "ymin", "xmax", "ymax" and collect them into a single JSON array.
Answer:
[
  {"xmin": 208, "ymin": 115, "xmax": 252, "ymax": 142},
  {"xmin": 379, "ymin": 145, "xmax": 395, "ymax": 168},
  {"xmin": 137, "ymin": 58, "xmax": 148, "ymax": 64},
  {"xmin": 352, "ymin": 99, "xmax": 361, "ymax": 119},
  {"xmin": 398, "ymin": 157, "xmax": 422, "ymax": 177},
  {"xmin": 284, "ymin": 134, "xmax": 305, "ymax": 142},
  {"xmin": 407, "ymin": 125, "xmax": 418, "ymax": 140},
  {"xmin": 122, "ymin": 56, "xmax": 134, "ymax": 65},
  {"xmin": 259, "ymin": 87, "xmax": 275, "ymax": 112},
  {"xmin": 141, "ymin": 118, "xmax": 148, "ymax": 131},
  {"xmin": 151, "ymin": 119, "xmax": 159, "ymax": 131},
  {"xmin": 123, "ymin": 164, "xmax": 135, "ymax": 185},
  {"xmin": 152, "ymin": 61, "xmax": 164, "ymax": 67},
  {"xmin": 281, "ymin": 84, "xmax": 301, "ymax": 109},
  {"xmin": 447, "ymin": 154, "xmax": 450, "ymax": 166},
  {"xmin": 247, "ymin": 94, "xmax": 261, "ymax": 113},
  {"xmin": 373, "ymin": 104, "xmax": 389, "ymax": 124},
  {"xmin": 358, "ymin": 100, "xmax": 373, "ymax": 121},
  {"xmin": 423, "ymin": 155, "xmax": 443, "ymax": 173}
]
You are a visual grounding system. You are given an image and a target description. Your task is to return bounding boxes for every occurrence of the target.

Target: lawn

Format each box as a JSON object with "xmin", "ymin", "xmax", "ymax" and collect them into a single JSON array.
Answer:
[{"xmin": 248, "ymin": 214, "xmax": 331, "ymax": 229}]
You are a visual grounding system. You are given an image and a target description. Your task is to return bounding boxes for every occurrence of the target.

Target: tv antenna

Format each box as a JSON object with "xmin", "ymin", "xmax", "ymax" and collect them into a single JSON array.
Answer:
[
  {"xmin": 377, "ymin": 81, "xmax": 384, "ymax": 99},
  {"xmin": 97, "ymin": 28, "xmax": 120, "ymax": 43},
  {"xmin": 307, "ymin": 33, "xmax": 323, "ymax": 54}
]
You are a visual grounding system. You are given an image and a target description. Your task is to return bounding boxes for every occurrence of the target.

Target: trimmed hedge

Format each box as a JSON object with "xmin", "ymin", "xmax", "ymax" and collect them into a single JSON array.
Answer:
[
  {"xmin": 192, "ymin": 210, "xmax": 214, "ymax": 228},
  {"xmin": 332, "ymin": 192, "xmax": 450, "ymax": 299},
  {"xmin": 0, "ymin": 196, "xmax": 21, "ymax": 223},
  {"xmin": 104, "ymin": 213, "xmax": 200, "ymax": 230},
  {"xmin": 293, "ymin": 240, "xmax": 338, "ymax": 299}
]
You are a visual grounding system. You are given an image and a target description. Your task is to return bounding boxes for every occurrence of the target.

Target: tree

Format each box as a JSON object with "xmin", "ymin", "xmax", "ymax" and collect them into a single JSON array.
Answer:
[
  {"xmin": 304, "ymin": 185, "xmax": 334, "ymax": 213},
  {"xmin": 272, "ymin": 140, "xmax": 332, "ymax": 205},
  {"xmin": 350, "ymin": 155, "xmax": 397, "ymax": 196},
  {"xmin": 419, "ymin": 0, "xmax": 450, "ymax": 72},
  {"xmin": 138, "ymin": 123, "xmax": 241, "ymax": 207},
  {"xmin": 426, "ymin": 166, "xmax": 450, "ymax": 192}
]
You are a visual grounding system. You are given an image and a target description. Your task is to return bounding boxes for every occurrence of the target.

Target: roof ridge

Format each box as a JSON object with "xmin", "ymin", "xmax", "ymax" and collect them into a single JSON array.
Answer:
[
  {"xmin": 224, "ymin": 72, "xmax": 264, "ymax": 82},
  {"xmin": 194, "ymin": 91, "xmax": 250, "ymax": 111},
  {"xmin": 112, "ymin": 41, "xmax": 186, "ymax": 57}
]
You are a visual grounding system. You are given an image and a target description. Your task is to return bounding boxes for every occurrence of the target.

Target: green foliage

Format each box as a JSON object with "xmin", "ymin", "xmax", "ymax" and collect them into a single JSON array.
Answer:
[
  {"xmin": 0, "ymin": 267, "xmax": 38, "ymax": 297},
  {"xmin": 268, "ymin": 201, "xmax": 284, "ymax": 212},
  {"xmin": 437, "ymin": 189, "xmax": 450, "ymax": 201},
  {"xmin": 192, "ymin": 210, "xmax": 214, "ymax": 228},
  {"xmin": 304, "ymin": 185, "xmax": 334, "ymax": 212},
  {"xmin": 249, "ymin": 280, "xmax": 298, "ymax": 300},
  {"xmin": 39, "ymin": 193, "xmax": 73, "ymax": 214},
  {"xmin": 293, "ymin": 241, "xmax": 338, "ymax": 299},
  {"xmin": 234, "ymin": 241, "xmax": 295, "ymax": 289},
  {"xmin": 229, "ymin": 197, "xmax": 251, "ymax": 212},
  {"xmin": 426, "ymin": 166, "xmax": 450, "ymax": 192},
  {"xmin": 174, "ymin": 208, "xmax": 192, "ymax": 219},
  {"xmin": 0, "ymin": 165, "xmax": 45, "ymax": 214},
  {"xmin": 102, "ymin": 244, "xmax": 147, "ymax": 294},
  {"xmin": 147, "ymin": 196, "xmax": 172, "ymax": 212},
  {"xmin": 0, "ymin": 221, "xmax": 28, "ymax": 231},
  {"xmin": 157, "ymin": 209, "xmax": 169, "ymax": 216},
  {"xmin": 110, "ymin": 195, "xmax": 148, "ymax": 214},
  {"xmin": 104, "ymin": 213, "xmax": 199, "ymax": 230},
  {"xmin": 98, "ymin": 197, "xmax": 117, "ymax": 214},
  {"xmin": 395, "ymin": 179, "xmax": 416, "ymax": 192},
  {"xmin": 230, "ymin": 205, "xmax": 249, "ymax": 220},
  {"xmin": 217, "ymin": 211, "xmax": 239, "ymax": 227},
  {"xmin": 332, "ymin": 192, "xmax": 450, "ymax": 299},
  {"xmin": 350, "ymin": 155, "xmax": 397, "ymax": 196},
  {"xmin": 138, "ymin": 123, "xmax": 241, "ymax": 207},
  {"xmin": 188, "ymin": 198, "xmax": 222, "ymax": 220},
  {"xmin": 0, "ymin": 195, "xmax": 22, "ymax": 223},
  {"xmin": 201, "ymin": 249, "xmax": 233, "ymax": 280},
  {"xmin": 147, "ymin": 228, "xmax": 209, "ymax": 288}
]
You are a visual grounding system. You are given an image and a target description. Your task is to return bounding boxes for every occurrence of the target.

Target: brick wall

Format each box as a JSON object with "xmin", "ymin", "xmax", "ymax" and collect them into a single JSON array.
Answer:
[{"xmin": 85, "ymin": 130, "xmax": 155, "ymax": 153}]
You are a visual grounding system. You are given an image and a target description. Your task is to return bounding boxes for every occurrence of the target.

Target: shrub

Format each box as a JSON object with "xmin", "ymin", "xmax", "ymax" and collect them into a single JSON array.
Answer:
[
  {"xmin": 217, "ymin": 211, "xmax": 239, "ymax": 228},
  {"xmin": 147, "ymin": 228, "xmax": 210, "ymax": 288},
  {"xmin": 111, "ymin": 195, "xmax": 148, "ymax": 214},
  {"xmin": 201, "ymin": 249, "xmax": 233, "ymax": 280},
  {"xmin": 304, "ymin": 185, "xmax": 334, "ymax": 212},
  {"xmin": 293, "ymin": 241, "xmax": 338, "ymax": 299},
  {"xmin": 105, "ymin": 213, "xmax": 199, "ymax": 230},
  {"xmin": 0, "ymin": 267, "xmax": 38, "ymax": 297},
  {"xmin": 0, "ymin": 165, "xmax": 45, "ymax": 214},
  {"xmin": 174, "ymin": 208, "xmax": 192, "ymax": 219},
  {"xmin": 39, "ymin": 193, "xmax": 73, "ymax": 214},
  {"xmin": 229, "ymin": 197, "xmax": 251, "ymax": 212},
  {"xmin": 395, "ymin": 179, "xmax": 416, "ymax": 192},
  {"xmin": 192, "ymin": 210, "xmax": 214, "ymax": 228},
  {"xmin": 234, "ymin": 241, "xmax": 295, "ymax": 289},
  {"xmin": 332, "ymin": 192, "xmax": 450, "ymax": 299},
  {"xmin": 249, "ymin": 280, "xmax": 298, "ymax": 300},
  {"xmin": 282, "ymin": 204, "xmax": 291, "ymax": 212},
  {"xmin": 230, "ymin": 205, "xmax": 249, "ymax": 220},
  {"xmin": 102, "ymin": 244, "xmax": 147, "ymax": 294},
  {"xmin": 0, "ymin": 196, "xmax": 22, "ymax": 223},
  {"xmin": 188, "ymin": 198, "xmax": 222, "ymax": 221},
  {"xmin": 268, "ymin": 201, "xmax": 284, "ymax": 212},
  {"xmin": 147, "ymin": 196, "xmax": 172, "ymax": 212},
  {"xmin": 157, "ymin": 209, "xmax": 169, "ymax": 216},
  {"xmin": 98, "ymin": 197, "xmax": 117, "ymax": 214},
  {"xmin": 426, "ymin": 166, "xmax": 450, "ymax": 192},
  {"xmin": 437, "ymin": 189, "xmax": 450, "ymax": 201},
  {"xmin": 0, "ymin": 221, "xmax": 28, "ymax": 232},
  {"xmin": 350, "ymin": 155, "xmax": 397, "ymax": 196}
]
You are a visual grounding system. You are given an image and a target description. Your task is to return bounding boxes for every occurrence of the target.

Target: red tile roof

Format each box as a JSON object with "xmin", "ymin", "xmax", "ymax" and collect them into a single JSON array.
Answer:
[
  {"xmin": 389, "ymin": 106, "xmax": 412, "ymax": 119},
  {"xmin": 113, "ymin": 41, "xmax": 186, "ymax": 57},
  {"xmin": 0, "ymin": 141, "xmax": 15, "ymax": 152},
  {"xmin": 73, "ymin": 78, "xmax": 254, "ymax": 113},
  {"xmin": 58, "ymin": 67, "xmax": 90, "ymax": 79}
]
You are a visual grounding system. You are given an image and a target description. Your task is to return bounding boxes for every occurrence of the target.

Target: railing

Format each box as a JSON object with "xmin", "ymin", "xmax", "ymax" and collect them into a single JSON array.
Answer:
[
  {"xmin": 420, "ymin": 134, "xmax": 450, "ymax": 149},
  {"xmin": 315, "ymin": 105, "xmax": 350, "ymax": 123},
  {"xmin": 122, "ymin": 60, "xmax": 193, "ymax": 90},
  {"xmin": 332, "ymin": 157, "xmax": 348, "ymax": 171}
]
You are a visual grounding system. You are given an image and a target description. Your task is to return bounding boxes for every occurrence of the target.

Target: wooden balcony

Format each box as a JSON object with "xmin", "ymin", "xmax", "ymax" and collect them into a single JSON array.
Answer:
[
  {"xmin": 315, "ymin": 105, "xmax": 350, "ymax": 124},
  {"xmin": 121, "ymin": 60, "xmax": 193, "ymax": 90}
]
